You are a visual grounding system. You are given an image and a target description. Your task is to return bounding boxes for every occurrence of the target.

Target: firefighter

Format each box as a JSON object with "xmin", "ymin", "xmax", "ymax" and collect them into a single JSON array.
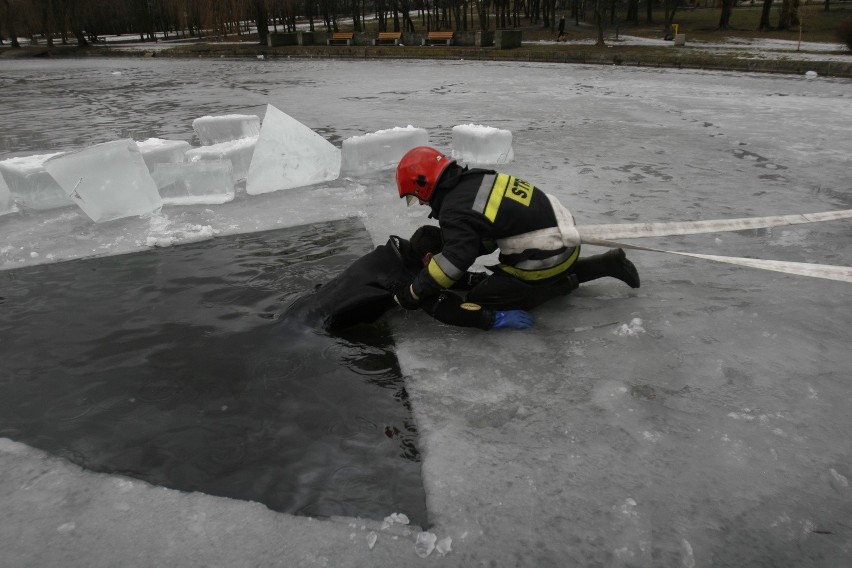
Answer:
[
  {"xmin": 283, "ymin": 225, "xmax": 534, "ymax": 333},
  {"xmin": 393, "ymin": 146, "xmax": 640, "ymax": 312}
]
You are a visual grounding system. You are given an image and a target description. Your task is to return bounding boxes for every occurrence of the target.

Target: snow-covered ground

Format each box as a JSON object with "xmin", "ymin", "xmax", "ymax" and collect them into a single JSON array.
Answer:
[
  {"xmin": 1, "ymin": 58, "xmax": 851, "ymax": 566},
  {"xmin": 528, "ymin": 35, "xmax": 852, "ymax": 62}
]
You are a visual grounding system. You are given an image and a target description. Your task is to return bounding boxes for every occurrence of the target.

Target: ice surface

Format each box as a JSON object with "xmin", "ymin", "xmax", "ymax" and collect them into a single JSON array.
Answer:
[
  {"xmin": 43, "ymin": 139, "xmax": 162, "ymax": 223},
  {"xmin": 0, "ymin": 152, "xmax": 72, "ymax": 210},
  {"xmin": 1, "ymin": 58, "xmax": 851, "ymax": 567},
  {"xmin": 451, "ymin": 123, "xmax": 514, "ymax": 165},
  {"xmin": 192, "ymin": 114, "xmax": 261, "ymax": 145},
  {"xmin": 0, "ymin": 168, "xmax": 11, "ymax": 215},
  {"xmin": 186, "ymin": 136, "xmax": 257, "ymax": 181},
  {"xmin": 245, "ymin": 104, "xmax": 341, "ymax": 195},
  {"xmin": 151, "ymin": 161, "xmax": 235, "ymax": 205},
  {"xmin": 340, "ymin": 126, "xmax": 428, "ymax": 175},
  {"xmin": 136, "ymin": 138, "xmax": 191, "ymax": 170}
]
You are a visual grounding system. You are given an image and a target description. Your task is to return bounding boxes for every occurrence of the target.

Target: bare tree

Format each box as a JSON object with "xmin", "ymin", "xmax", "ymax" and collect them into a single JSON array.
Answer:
[
  {"xmin": 718, "ymin": 0, "xmax": 734, "ymax": 30},
  {"xmin": 592, "ymin": 0, "xmax": 605, "ymax": 45},
  {"xmin": 625, "ymin": 0, "xmax": 638, "ymax": 25},
  {"xmin": 777, "ymin": 0, "xmax": 800, "ymax": 31},
  {"xmin": 758, "ymin": 0, "xmax": 773, "ymax": 31},
  {"xmin": 2, "ymin": 0, "xmax": 21, "ymax": 47},
  {"xmin": 662, "ymin": 0, "xmax": 682, "ymax": 36},
  {"xmin": 252, "ymin": 0, "xmax": 268, "ymax": 44}
]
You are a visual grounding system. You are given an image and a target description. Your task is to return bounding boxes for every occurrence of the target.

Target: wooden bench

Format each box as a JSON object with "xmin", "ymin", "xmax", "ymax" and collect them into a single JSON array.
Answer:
[
  {"xmin": 373, "ymin": 32, "xmax": 402, "ymax": 46},
  {"xmin": 327, "ymin": 32, "xmax": 354, "ymax": 46},
  {"xmin": 422, "ymin": 31, "xmax": 454, "ymax": 46}
]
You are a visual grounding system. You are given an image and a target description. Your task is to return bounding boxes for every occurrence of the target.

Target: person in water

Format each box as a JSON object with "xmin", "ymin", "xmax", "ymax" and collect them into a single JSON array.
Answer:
[{"xmin": 284, "ymin": 225, "xmax": 534, "ymax": 333}]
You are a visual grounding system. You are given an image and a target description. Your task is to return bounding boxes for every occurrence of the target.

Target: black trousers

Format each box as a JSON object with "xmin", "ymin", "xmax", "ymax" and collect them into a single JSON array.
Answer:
[{"xmin": 466, "ymin": 271, "xmax": 577, "ymax": 311}]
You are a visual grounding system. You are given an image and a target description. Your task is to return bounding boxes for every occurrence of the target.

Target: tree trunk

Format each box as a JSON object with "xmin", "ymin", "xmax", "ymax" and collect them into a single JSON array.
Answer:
[
  {"xmin": 625, "ymin": 0, "xmax": 638, "ymax": 24},
  {"xmin": 253, "ymin": 0, "xmax": 268, "ymax": 45},
  {"xmin": 718, "ymin": 0, "xmax": 734, "ymax": 29},
  {"xmin": 64, "ymin": 0, "xmax": 87, "ymax": 46},
  {"xmin": 2, "ymin": 0, "xmax": 20, "ymax": 47},
  {"xmin": 594, "ymin": 0, "xmax": 605, "ymax": 46},
  {"xmin": 350, "ymin": 0, "xmax": 361, "ymax": 32},
  {"xmin": 778, "ymin": 0, "xmax": 793, "ymax": 30},
  {"xmin": 42, "ymin": 0, "xmax": 53, "ymax": 47},
  {"xmin": 663, "ymin": 0, "xmax": 681, "ymax": 35},
  {"xmin": 758, "ymin": 0, "xmax": 773, "ymax": 30}
]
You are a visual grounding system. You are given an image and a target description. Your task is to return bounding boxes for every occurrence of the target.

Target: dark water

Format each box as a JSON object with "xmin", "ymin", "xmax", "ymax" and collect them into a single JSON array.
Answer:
[{"xmin": 0, "ymin": 218, "xmax": 427, "ymax": 525}]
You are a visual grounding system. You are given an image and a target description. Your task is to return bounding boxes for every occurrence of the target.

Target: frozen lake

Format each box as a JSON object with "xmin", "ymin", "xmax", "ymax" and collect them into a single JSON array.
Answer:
[{"xmin": 1, "ymin": 57, "xmax": 851, "ymax": 566}]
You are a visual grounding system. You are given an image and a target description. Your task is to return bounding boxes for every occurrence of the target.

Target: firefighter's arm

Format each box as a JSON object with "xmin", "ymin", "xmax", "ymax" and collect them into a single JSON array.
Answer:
[{"xmin": 412, "ymin": 212, "xmax": 486, "ymax": 299}]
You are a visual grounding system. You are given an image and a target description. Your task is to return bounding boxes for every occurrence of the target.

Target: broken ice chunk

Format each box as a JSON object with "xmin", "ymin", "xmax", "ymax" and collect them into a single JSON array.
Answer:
[
  {"xmin": 186, "ymin": 136, "xmax": 257, "ymax": 181},
  {"xmin": 340, "ymin": 126, "xmax": 428, "ymax": 176},
  {"xmin": 43, "ymin": 139, "xmax": 162, "ymax": 223},
  {"xmin": 136, "ymin": 138, "xmax": 191, "ymax": 171},
  {"xmin": 414, "ymin": 531, "xmax": 437, "ymax": 558},
  {"xmin": 192, "ymin": 114, "xmax": 261, "ymax": 145},
  {"xmin": 245, "ymin": 104, "xmax": 340, "ymax": 195},
  {"xmin": 152, "ymin": 161, "xmax": 235, "ymax": 205},
  {"xmin": 451, "ymin": 123, "xmax": 514, "ymax": 165},
  {"xmin": 0, "ymin": 168, "xmax": 12, "ymax": 215},
  {"xmin": 436, "ymin": 536, "xmax": 453, "ymax": 556},
  {"xmin": 0, "ymin": 152, "xmax": 72, "ymax": 210}
]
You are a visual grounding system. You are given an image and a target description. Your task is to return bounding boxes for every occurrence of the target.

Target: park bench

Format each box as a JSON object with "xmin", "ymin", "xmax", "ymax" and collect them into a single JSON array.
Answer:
[
  {"xmin": 327, "ymin": 32, "xmax": 354, "ymax": 46},
  {"xmin": 373, "ymin": 32, "xmax": 402, "ymax": 46},
  {"xmin": 422, "ymin": 31, "xmax": 454, "ymax": 46}
]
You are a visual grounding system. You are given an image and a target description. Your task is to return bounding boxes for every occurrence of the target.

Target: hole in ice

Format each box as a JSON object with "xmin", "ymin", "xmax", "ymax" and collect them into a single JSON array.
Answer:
[{"xmin": 0, "ymin": 217, "xmax": 427, "ymax": 526}]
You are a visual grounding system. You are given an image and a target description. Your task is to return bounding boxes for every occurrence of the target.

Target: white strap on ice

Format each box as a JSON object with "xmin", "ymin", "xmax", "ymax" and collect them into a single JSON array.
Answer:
[
  {"xmin": 575, "ymin": 209, "xmax": 852, "ymax": 282},
  {"xmin": 547, "ymin": 194, "xmax": 581, "ymax": 247},
  {"xmin": 582, "ymin": 237, "xmax": 852, "ymax": 283},
  {"xmin": 577, "ymin": 209, "xmax": 852, "ymax": 241}
]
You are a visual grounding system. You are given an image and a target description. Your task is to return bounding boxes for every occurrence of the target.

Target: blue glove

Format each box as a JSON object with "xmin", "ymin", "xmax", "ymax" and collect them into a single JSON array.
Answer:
[{"xmin": 492, "ymin": 310, "xmax": 534, "ymax": 330}]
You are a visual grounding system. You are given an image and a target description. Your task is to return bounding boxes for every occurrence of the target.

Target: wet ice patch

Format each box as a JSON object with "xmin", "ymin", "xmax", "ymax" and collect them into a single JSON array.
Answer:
[
  {"xmin": 642, "ymin": 430, "xmax": 661, "ymax": 443},
  {"xmin": 829, "ymin": 468, "xmax": 848, "ymax": 492},
  {"xmin": 613, "ymin": 317, "xmax": 645, "ymax": 336},
  {"xmin": 768, "ymin": 229, "xmax": 808, "ymax": 248}
]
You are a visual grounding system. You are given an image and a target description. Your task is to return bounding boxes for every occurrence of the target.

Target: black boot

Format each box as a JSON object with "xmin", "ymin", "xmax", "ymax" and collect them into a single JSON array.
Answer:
[{"xmin": 571, "ymin": 249, "xmax": 640, "ymax": 288}]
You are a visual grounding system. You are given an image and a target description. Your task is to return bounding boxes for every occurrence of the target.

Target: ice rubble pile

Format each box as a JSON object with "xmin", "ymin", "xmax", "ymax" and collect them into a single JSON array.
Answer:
[{"xmin": 0, "ymin": 106, "xmax": 513, "ymax": 223}]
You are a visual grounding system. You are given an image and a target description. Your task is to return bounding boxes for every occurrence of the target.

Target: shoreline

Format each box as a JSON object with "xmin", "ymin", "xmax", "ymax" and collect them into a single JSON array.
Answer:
[{"xmin": 4, "ymin": 41, "xmax": 852, "ymax": 78}]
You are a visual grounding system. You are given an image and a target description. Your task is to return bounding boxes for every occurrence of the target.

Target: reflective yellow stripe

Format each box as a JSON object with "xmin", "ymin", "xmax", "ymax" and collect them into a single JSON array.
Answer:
[
  {"xmin": 504, "ymin": 177, "xmax": 534, "ymax": 207},
  {"xmin": 497, "ymin": 246, "xmax": 581, "ymax": 281},
  {"xmin": 483, "ymin": 174, "xmax": 512, "ymax": 222},
  {"xmin": 427, "ymin": 257, "xmax": 456, "ymax": 288}
]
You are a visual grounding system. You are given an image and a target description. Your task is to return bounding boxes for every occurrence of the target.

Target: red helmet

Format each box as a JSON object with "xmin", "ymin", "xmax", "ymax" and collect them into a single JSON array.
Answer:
[{"xmin": 396, "ymin": 146, "xmax": 454, "ymax": 206}]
